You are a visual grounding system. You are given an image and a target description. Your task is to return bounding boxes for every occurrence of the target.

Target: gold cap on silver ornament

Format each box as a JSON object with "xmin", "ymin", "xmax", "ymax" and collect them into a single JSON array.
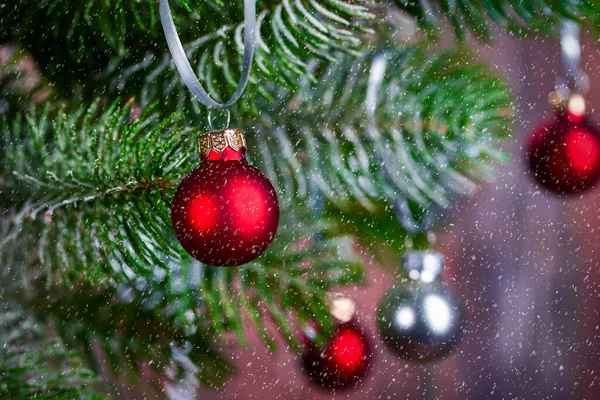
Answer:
[{"xmin": 198, "ymin": 128, "xmax": 247, "ymax": 161}]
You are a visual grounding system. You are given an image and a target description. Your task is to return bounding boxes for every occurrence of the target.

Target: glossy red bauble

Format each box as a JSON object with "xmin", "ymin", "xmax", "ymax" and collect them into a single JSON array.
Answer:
[
  {"xmin": 301, "ymin": 321, "xmax": 372, "ymax": 390},
  {"xmin": 527, "ymin": 110, "xmax": 600, "ymax": 195},
  {"xmin": 171, "ymin": 130, "xmax": 279, "ymax": 267}
]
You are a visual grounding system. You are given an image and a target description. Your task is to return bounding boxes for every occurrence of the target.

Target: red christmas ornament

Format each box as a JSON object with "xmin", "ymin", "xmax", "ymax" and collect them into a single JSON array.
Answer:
[
  {"xmin": 171, "ymin": 128, "xmax": 279, "ymax": 266},
  {"xmin": 301, "ymin": 297, "xmax": 372, "ymax": 390},
  {"xmin": 527, "ymin": 95, "xmax": 600, "ymax": 195}
]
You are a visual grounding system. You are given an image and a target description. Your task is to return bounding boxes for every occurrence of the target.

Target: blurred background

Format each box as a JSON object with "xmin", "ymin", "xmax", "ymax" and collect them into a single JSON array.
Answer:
[
  {"xmin": 197, "ymin": 32, "xmax": 600, "ymax": 400},
  {"xmin": 3, "ymin": 2, "xmax": 600, "ymax": 399}
]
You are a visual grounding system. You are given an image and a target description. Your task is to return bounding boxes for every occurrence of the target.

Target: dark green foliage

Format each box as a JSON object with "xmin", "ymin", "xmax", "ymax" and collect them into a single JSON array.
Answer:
[
  {"xmin": 0, "ymin": 305, "xmax": 103, "ymax": 399},
  {"xmin": 1, "ymin": 101, "xmax": 194, "ymax": 284},
  {"xmin": 23, "ymin": 282, "xmax": 233, "ymax": 391},
  {"xmin": 3, "ymin": 0, "xmax": 211, "ymax": 80},
  {"xmin": 5, "ymin": 0, "xmax": 373, "ymax": 112},
  {"xmin": 396, "ymin": 0, "xmax": 600, "ymax": 40}
]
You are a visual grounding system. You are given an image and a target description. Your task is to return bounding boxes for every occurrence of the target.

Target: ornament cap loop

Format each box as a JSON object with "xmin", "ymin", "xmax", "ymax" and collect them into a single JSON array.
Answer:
[
  {"xmin": 199, "ymin": 128, "xmax": 247, "ymax": 161},
  {"xmin": 402, "ymin": 251, "xmax": 444, "ymax": 283},
  {"xmin": 207, "ymin": 108, "xmax": 231, "ymax": 131}
]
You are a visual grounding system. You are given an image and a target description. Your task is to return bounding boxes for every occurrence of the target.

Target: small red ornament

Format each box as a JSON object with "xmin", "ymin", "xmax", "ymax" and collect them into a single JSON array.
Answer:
[
  {"xmin": 527, "ymin": 94, "xmax": 600, "ymax": 195},
  {"xmin": 301, "ymin": 297, "xmax": 372, "ymax": 390},
  {"xmin": 171, "ymin": 128, "xmax": 279, "ymax": 266}
]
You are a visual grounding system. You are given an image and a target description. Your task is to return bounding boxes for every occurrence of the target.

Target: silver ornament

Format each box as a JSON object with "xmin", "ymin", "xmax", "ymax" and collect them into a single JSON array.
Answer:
[{"xmin": 377, "ymin": 251, "xmax": 464, "ymax": 362}]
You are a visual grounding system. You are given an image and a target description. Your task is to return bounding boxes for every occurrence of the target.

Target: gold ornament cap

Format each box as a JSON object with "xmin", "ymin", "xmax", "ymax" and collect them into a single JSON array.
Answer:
[
  {"xmin": 549, "ymin": 91, "xmax": 587, "ymax": 115},
  {"xmin": 328, "ymin": 293, "xmax": 357, "ymax": 323},
  {"xmin": 199, "ymin": 128, "xmax": 247, "ymax": 161}
]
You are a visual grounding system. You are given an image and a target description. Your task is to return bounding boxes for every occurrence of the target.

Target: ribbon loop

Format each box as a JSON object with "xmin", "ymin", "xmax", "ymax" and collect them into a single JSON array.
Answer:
[
  {"xmin": 160, "ymin": 0, "xmax": 257, "ymax": 109},
  {"xmin": 559, "ymin": 19, "xmax": 589, "ymax": 94}
]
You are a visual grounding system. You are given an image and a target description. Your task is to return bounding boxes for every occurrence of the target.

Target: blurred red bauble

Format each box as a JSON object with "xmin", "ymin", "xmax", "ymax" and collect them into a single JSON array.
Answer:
[
  {"xmin": 301, "ymin": 299, "xmax": 372, "ymax": 390},
  {"xmin": 527, "ymin": 99, "xmax": 600, "ymax": 195},
  {"xmin": 171, "ymin": 129, "xmax": 279, "ymax": 267}
]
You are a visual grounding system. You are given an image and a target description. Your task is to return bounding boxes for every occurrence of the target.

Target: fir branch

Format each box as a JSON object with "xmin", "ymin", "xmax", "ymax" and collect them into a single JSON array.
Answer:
[
  {"xmin": 0, "ymin": 100, "xmax": 194, "ymax": 284},
  {"xmin": 0, "ymin": 305, "xmax": 103, "ymax": 399},
  {"xmin": 20, "ymin": 281, "xmax": 233, "ymax": 392},
  {"xmin": 396, "ymin": 0, "xmax": 600, "ymax": 40},
  {"xmin": 250, "ymin": 45, "xmax": 512, "ymax": 248},
  {"xmin": 0, "ymin": 99, "xmax": 364, "ymax": 360},
  {"xmin": 201, "ymin": 230, "xmax": 363, "ymax": 350}
]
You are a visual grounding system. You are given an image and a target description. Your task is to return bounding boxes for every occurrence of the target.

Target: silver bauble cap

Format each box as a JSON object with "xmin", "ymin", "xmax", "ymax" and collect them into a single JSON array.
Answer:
[{"xmin": 402, "ymin": 251, "xmax": 444, "ymax": 283}]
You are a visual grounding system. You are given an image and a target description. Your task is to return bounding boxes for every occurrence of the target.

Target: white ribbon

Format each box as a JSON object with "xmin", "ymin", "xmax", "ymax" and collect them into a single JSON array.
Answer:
[
  {"xmin": 159, "ymin": 0, "xmax": 257, "ymax": 109},
  {"xmin": 560, "ymin": 20, "xmax": 580, "ymax": 79}
]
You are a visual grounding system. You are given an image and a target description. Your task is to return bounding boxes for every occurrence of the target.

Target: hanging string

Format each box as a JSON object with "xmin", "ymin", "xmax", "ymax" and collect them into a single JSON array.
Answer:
[
  {"xmin": 159, "ymin": 0, "xmax": 257, "ymax": 110},
  {"xmin": 559, "ymin": 19, "xmax": 588, "ymax": 94},
  {"xmin": 367, "ymin": 52, "xmax": 448, "ymax": 233},
  {"xmin": 560, "ymin": 20, "xmax": 580, "ymax": 78}
]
